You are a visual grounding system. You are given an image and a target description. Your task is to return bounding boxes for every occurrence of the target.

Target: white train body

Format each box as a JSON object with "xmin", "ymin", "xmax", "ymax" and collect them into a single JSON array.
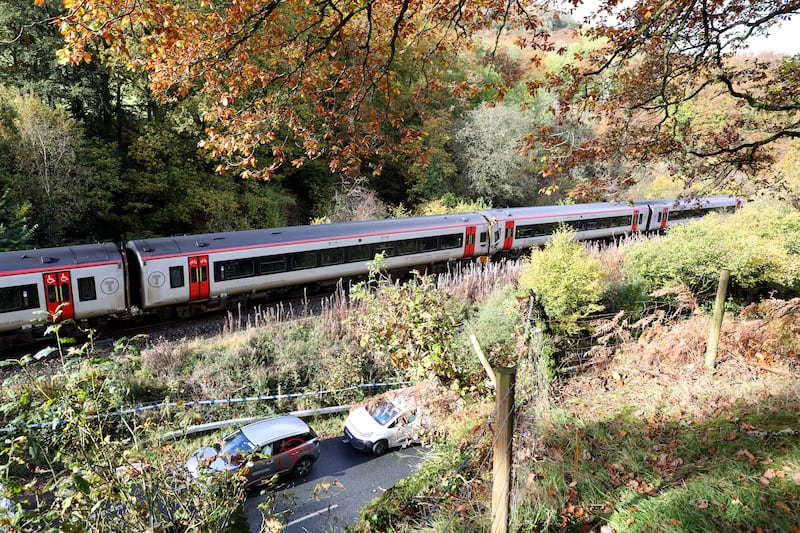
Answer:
[
  {"xmin": 0, "ymin": 196, "xmax": 743, "ymax": 340},
  {"xmin": 0, "ymin": 243, "xmax": 127, "ymax": 336}
]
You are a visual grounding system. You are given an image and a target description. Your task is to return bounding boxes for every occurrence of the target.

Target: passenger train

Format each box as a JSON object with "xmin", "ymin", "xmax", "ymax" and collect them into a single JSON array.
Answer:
[{"xmin": 0, "ymin": 195, "xmax": 743, "ymax": 347}]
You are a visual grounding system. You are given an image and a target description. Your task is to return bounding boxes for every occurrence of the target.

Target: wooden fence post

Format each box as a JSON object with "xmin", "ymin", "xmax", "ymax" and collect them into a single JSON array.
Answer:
[
  {"xmin": 705, "ymin": 268, "xmax": 730, "ymax": 370},
  {"xmin": 492, "ymin": 367, "xmax": 516, "ymax": 533}
]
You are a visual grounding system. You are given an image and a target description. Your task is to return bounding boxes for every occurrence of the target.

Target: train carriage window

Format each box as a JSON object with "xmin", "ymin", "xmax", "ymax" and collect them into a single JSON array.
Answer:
[
  {"xmin": 396, "ymin": 240, "xmax": 417, "ymax": 256},
  {"xmin": 348, "ymin": 244, "xmax": 372, "ymax": 262},
  {"xmin": 566, "ymin": 219, "xmax": 583, "ymax": 231},
  {"xmin": 480, "ymin": 232, "xmax": 488, "ymax": 243},
  {"xmin": 418, "ymin": 236, "xmax": 439, "ymax": 252},
  {"xmin": 320, "ymin": 249, "xmax": 344, "ymax": 266},
  {"xmin": 230, "ymin": 259, "xmax": 255, "ymax": 278},
  {"xmin": 214, "ymin": 258, "xmax": 255, "ymax": 281},
  {"xmin": 169, "ymin": 266, "xmax": 184, "ymax": 288},
  {"xmin": 374, "ymin": 243, "xmax": 395, "ymax": 257},
  {"xmin": 292, "ymin": 251, "xmax": 317, "ymax": 270},
  {"xmin": 0, "ymin": 284, "xmax": 39, "ymax": 313},
  {"xmin": 47, "ymin": 282, "xmax": 71, "ymax": 304},
  {"xmin": 440, "ymin": 234, "xmax": 463, "ymax": 249},
  {"xmin": 260, "ymin": 256, "xmax": 287, "ymax": 273},
  {"xmin": 77, "ymin": 277, "xmax": 97, "ymax": 301}
]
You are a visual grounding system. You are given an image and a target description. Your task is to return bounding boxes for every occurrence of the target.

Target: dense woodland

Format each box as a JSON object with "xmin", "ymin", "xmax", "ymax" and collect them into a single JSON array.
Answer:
[{"xmin": 1, "ymin": 0, "xmax": 799, "ymax": 251}]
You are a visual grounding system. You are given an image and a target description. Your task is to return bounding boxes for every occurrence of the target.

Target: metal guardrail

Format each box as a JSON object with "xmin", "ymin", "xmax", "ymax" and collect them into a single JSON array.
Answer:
[
  {"xmin": 159, "ymin": 405, "xmax": 353, "ymax": 441},
  {"xmin": 0, "ymin": 382, "xmax": 412, "ymax": 434}
]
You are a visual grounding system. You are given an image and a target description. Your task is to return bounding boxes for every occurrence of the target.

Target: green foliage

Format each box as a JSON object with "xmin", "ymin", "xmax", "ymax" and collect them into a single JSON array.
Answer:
[
  {"xmin": 623, "ymin": 201, "xmax": 800, "ymax": 298},
  {"xmin": 0, "ymin": 188, "xmax": 36, "ymax": 251},
  {"xmin": 350, "ymin": 265, "xmax": 468, "ymax": 388},
  {"xmin": 459, "ymin": 285, "xmax": 523, "ymax": 369},
  {"xmin": 415, "ymin": 193, "xmax": 492, "ymax": 215},
  {"xmin": 453, "ymin": 102, "xmax": 547, "ymax": 206},
  {"xmin": 518, "ymin": 227, "xmax": 605, "ymax": 335},
  {"xmin": 0, "ymin": 331, "xmax": 246, "ymax": 531}
]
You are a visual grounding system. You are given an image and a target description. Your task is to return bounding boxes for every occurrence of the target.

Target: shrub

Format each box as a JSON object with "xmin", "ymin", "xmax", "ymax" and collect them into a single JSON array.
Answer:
[
  {"xmin": 623, "ymin": 200, "xmax": 800, "ymax": 298},
  {"xmin": 458, "ymin": 285, "xmax": 523, "ymax": 369},
  {"xmin": 350, "ymin": 263, "xmax": 468, "ymax": 389},
  {"xmin": 518, "ymin": 228, "xmax": 605, "ymax": 335}
]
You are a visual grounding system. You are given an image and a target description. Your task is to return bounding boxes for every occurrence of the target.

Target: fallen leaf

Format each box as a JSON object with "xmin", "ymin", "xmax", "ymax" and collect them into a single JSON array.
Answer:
[
  {"xmin": 794, "ymin": 472, "xmax": 800, "ymax": 485},
  {"xmin": 694, "ymin": 499, "xmax": 709, "ymax": 509},
  {"xmin": 724, "ymin": 432, "xmax": 737, "ymax": 441},
  {"xmin": 776, "ymin": 501, "xmax": 792, "ymax": 514},
  {"xmin": 734, "ymin": 449, "xmax": 756, "ymax": 462}
]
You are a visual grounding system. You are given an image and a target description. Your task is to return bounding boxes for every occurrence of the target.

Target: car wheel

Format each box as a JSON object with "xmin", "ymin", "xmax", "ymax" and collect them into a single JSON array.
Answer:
[
  {"xmin": 293, "ymin": 457, "xmax": 314, "ymax": 478},
  {"xmin": 372, "ymin": 440, "xmax": 389, "ymax": 456}
]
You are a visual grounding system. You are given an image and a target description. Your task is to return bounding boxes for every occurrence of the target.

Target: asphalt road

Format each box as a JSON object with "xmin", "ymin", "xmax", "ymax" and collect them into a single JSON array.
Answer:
[{"xmin": 245, "ymin": 437, "xmax": 429, "ymax": 532}]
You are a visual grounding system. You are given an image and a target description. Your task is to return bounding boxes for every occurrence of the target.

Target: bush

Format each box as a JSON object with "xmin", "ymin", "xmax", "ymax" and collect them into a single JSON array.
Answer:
[
  {"xmin": 623, "ymin": 200, "xmax": 800, "ymax": 298},
  {"xmin": 458, "ymin": 285, "xmax": 523, "ymax": 369},
  {"xmin": 350, "ymin": 263, "xmax": 468, "ymax": 389},
  {"xmin": 518, "ymin": 228, "xmax": 605, "ymax": 335}
]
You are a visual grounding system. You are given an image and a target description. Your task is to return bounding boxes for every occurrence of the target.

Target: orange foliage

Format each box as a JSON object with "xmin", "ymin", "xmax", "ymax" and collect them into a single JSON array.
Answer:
[{"xmin": 54, "ymin": 0, "xmax": 553, "ymax": 178}]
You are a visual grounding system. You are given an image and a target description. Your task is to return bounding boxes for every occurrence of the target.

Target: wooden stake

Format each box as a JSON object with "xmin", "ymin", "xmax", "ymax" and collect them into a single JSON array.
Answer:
[
  {"xmin": 705, "ymin": 268, "xmax": 730, "ymax": 370},
  {"xmin": 491, "ymin": 367, "xmax": 516, "ymax": 533}
]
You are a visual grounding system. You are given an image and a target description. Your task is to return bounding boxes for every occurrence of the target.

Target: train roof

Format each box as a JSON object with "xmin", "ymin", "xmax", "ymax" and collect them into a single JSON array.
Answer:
[
  {"xmin": 631, "ymin": 195, "xmax": 742, "ymax": 208},
  {"xmin": 481, "ymin": 201, "xmax": 635, "ymax": 221},
  {"xmin": 0, "ymin": 242, "xmax": 122, "ymax": 276},
  {"xmin": 126, "ymin": 212, "xmax": 489, "ymax": 259}
]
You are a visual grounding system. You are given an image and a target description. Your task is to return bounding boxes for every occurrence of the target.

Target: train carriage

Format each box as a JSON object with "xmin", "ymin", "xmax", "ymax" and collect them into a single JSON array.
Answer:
[
  {"xmin": 125, "ymin": 212, "xmax": 491, "ymax": 313},
  {"xmin": 0, "ymin": 195, "xmax": 746, "ymax": 343},
  {"xmin": 482, "ymin": 202, "xmax": 643, "ymax": 255},
  {"xmin": 663, "ymin": 196, "xmax": 743, "ymax": 227},
  {"xmin": 0, "ymin": 243, "xmax": 127, "ymax": 336}
]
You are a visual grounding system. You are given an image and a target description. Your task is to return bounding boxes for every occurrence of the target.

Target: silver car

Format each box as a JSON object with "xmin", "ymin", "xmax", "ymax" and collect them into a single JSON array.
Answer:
[{"xmin": 185, "ymin": 415, "xmax": 320, "ymax": 488}]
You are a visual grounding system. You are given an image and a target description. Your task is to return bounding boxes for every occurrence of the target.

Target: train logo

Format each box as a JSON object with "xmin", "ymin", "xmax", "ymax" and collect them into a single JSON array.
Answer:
[
  {"xmin": 101, "ymin": 277, "xmax": 120, "ymax": 295},
  {"xmin": 148, "ymin": 272, "xmax": 165, "ymax": 288}
]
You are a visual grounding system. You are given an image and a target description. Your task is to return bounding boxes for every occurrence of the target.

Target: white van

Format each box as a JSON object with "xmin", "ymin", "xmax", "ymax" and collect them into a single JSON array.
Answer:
[{"xmin": 343, "ymin": 382, "xmax": 456, "ymax": 455}]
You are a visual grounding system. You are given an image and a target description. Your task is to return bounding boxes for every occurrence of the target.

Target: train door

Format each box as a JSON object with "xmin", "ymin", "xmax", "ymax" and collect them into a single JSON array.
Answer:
[
  {"xmin": 659, "ymin": 207, "xmax": 669, "ymax": 230},
  {"xmin": 503, "ymin": 221, "xmax": 514, "ymax": 250},
  {"xmin": 43, "ymin": 271, "xmax": 74, "ymax": 322},
  {"xmin": 188, "ymin": 255, "xmax": 210, "ymax": 301},
  {"xmin": 464, "ymin": 226, "xmax": 476, "ymax": 257},
  {"xmin": 632, "ymin": 209, "xmax": 640, "ymax": 232}
]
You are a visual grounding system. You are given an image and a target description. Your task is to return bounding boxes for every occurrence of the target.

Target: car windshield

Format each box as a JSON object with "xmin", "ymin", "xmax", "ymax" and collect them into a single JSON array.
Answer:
[
  {"xmin": 368, "ymin": 400, "xmax": 400, "ymax": 426},
  {"xmin": 220, "ymin": 430, "xmax": 256, "ymax": 458}
]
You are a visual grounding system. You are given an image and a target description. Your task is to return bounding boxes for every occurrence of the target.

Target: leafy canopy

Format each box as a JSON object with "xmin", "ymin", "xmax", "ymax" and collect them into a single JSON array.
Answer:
[
  {"xmin": 53, "ymin": 0, "xmax": 551, "ymax": 179},
  {"xmin": 545, "ymin": 0, "xmax": 800, "ymax": 198}
]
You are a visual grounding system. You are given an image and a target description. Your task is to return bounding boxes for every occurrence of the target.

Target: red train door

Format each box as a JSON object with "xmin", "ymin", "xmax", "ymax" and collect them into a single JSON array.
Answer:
[
  {"xmin": 503, "ymin": 221, "xmax": 514, "ymax": 250},
  {"xmin": 660, "ymin": 207, "xmax": 669, "ymax": 229},
  {"xmin": 188, "ymin": 255, "xmax": 210, "ymax": 301},
  {"xmin": 632, "ymin": 209, "xmax": 639, "ymax": 232},
  {"xmin": 464, "ymin": 226, "xmax": 476, "ymax": 257},
  {"xmin": 43, "ymin": 271, "xmax": 74, "ymax": 322}
]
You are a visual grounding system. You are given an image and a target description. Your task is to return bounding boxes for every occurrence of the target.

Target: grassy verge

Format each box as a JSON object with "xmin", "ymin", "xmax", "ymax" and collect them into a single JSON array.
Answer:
[{"xmin": 352, "ymin": 311, "xmax": 800, "ymax": 532}]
